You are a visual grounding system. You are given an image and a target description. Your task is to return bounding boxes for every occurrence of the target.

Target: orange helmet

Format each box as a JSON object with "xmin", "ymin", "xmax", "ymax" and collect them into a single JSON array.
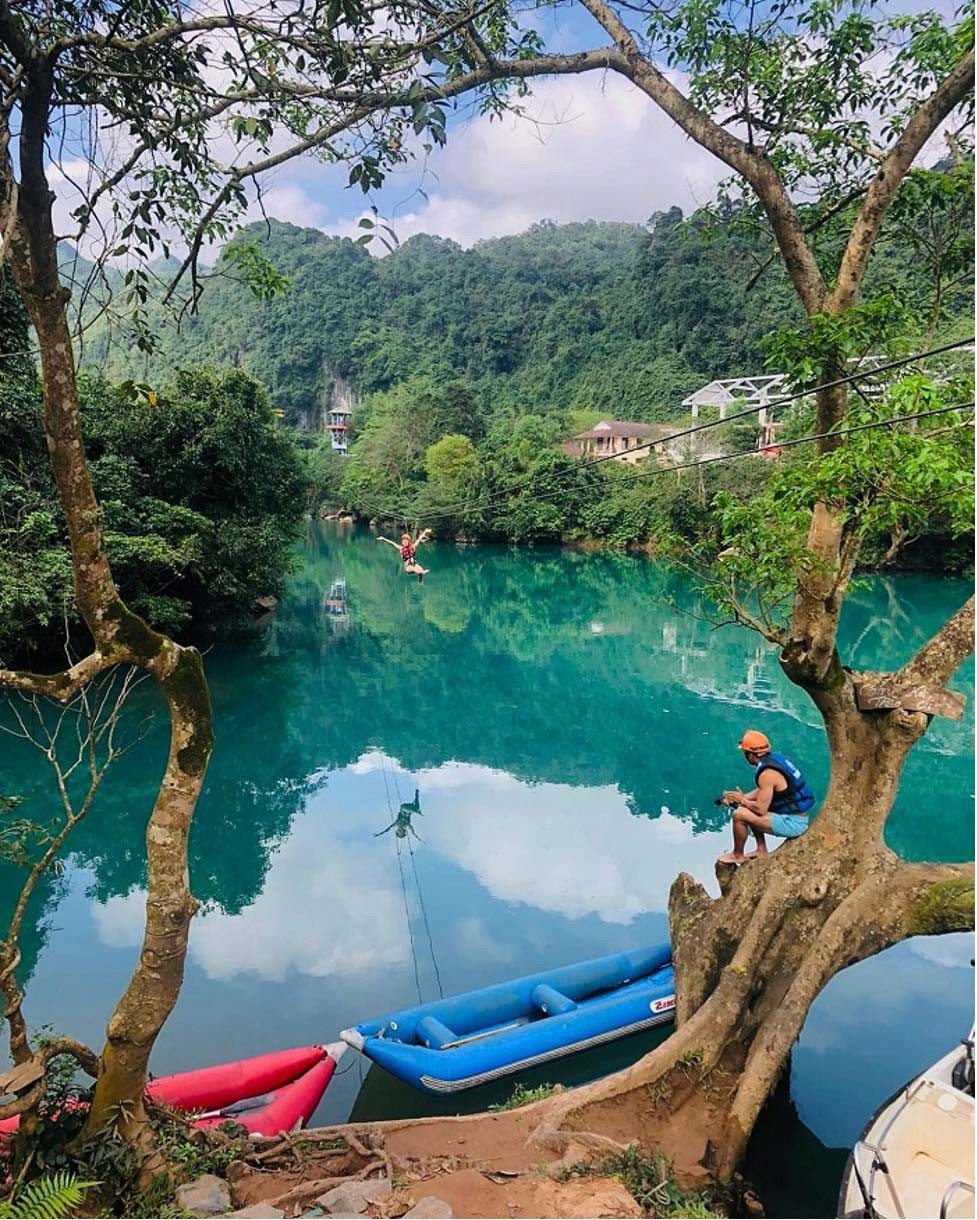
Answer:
[
  {"xmin": 738, "ymin": 730, "xmax": 771, "ymax": 754},
  {"xmin": 401, "ymin": 533, "xmax": 411, "ymax": 543}
]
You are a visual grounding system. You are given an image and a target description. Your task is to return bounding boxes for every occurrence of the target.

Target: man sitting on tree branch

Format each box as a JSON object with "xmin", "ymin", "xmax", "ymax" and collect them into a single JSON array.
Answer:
[{"xmin": 717, "ymin": 731, "xmax": 816, "ymax": 864}]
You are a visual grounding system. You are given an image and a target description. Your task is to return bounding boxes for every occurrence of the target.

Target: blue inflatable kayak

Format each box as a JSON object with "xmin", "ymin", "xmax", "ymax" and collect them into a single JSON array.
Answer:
[{"xmin": 339, "ymin": 943, "xmax": 674, "ymax": 1095}]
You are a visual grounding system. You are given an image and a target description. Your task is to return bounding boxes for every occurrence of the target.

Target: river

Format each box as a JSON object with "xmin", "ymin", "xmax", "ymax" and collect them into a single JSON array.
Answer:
[{"xmin": 1, "ymin": 522, "xmax": 973, "ymax": 1217}]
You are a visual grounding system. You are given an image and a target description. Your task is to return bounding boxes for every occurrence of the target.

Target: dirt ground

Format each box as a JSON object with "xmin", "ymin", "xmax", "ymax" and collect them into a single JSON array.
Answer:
[{"xmin": 227, "ymin": 1082, "xmax": 726, "ymax": 1218}]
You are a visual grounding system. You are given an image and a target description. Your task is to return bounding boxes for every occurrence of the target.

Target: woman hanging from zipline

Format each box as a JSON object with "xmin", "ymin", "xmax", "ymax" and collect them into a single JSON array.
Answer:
[{"xmin": 378, "ymin": 528, "xmax": 432, "ymax": 583}]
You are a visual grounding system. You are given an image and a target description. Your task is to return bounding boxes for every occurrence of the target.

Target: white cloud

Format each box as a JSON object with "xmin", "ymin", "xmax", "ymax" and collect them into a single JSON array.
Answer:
[
  {"xmin": 93, "ymin": 755, "xmax": 731, "ymax": 977},
  {"xmin": 92, "ymin": 808, "xmax": 409, "ymax": 982},
  {"xmin": 325, "ymin": 73, "xmax": 726, "ymax": 247},
  {"xmin": 414, "ymin": 762, "xmax": 727, "ymax": 922}
]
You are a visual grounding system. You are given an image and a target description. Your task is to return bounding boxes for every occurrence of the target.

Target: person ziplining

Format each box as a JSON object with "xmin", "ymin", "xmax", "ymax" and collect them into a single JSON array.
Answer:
[
  {"xmin": 378, "ymin": 529, "xmax": 432, "ymax": 583},
  {"xmin": 716, "ymin": 730, "xmax": 816, "ymax": 864},
  {"xmin": 375, "ymin": 789, "xmax": 423, "ymax": 841}
]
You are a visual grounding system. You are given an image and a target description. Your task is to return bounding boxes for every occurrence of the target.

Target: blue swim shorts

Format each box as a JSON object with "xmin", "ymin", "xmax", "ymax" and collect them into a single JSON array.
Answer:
[{"xmin": 770, "ymin": 813, "xmax": 809, "ymax": 839}]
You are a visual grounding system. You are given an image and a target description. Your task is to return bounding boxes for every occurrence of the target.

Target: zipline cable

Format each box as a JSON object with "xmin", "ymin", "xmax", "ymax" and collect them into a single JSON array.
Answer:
[
  {"xmin": 408, "ymin": 834, "xmax": 444, "ymax": 1000},
  {"xmin": 350, "ymin": 337, "xmax": 974, "ymax": 529},
  {"xmin": 407, "ymin": 337, "xmax": 975, "ymax": 526},
  {"xmin": 379, "ymin": 752, "xmax": 439, "ymax": 1003},
  {"xmin": 396, "ymin": 841, "xmax": 424, "ymax": 1005},
  {"xmin": 445, "ymin": 400, "xmax": 975, "ymax": 513},
  {"xmin": 368, "ymin": 400, "xmax": 973, "ymax": 530}
]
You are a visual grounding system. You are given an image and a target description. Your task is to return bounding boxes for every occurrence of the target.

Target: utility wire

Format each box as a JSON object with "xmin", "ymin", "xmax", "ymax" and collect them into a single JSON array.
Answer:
[
  {"xmin": 406, "ymin": 337, "xmax": 975, "ymax": 526},
  {"xmin": 384, "ymin": 400, "xmax": 973, "ymax": 529},
  {"xmin": 348, "ymin": 337, "xmax": 973, "ymax": 527},
  {"xmin": 408, "ymin": 835, "xmax": 444, "ymax": 1000},
  {"xmin": 443, "ymin": 401, "xmax": 975, "ymax": 514}
]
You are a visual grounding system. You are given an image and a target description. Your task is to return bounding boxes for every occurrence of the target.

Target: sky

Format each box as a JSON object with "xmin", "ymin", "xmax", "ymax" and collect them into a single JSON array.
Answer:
[
  {"xmin": 45, "ymin": 2, "xmax": 729, "ymax": 259},
  {"xmin": 210, "ymin": 0, "xmax": 958, "ymax": 252},
  {"xmin": 263, "ymin": 70, "xmax": 727, "ymax": 249},
  {"xmin": 44, "ymin": 0, "xmax": 960, "ymax": 262}
]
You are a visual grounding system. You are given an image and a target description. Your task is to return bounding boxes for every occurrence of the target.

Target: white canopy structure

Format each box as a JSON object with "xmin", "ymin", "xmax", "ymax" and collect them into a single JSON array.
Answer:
[
  {"xmin": 681, "ymin": 375, "xmax": 790, "ymax": 422},
  {"xmin": 682, "ymin": 348, "xmax": 974, "ymax": 424}
]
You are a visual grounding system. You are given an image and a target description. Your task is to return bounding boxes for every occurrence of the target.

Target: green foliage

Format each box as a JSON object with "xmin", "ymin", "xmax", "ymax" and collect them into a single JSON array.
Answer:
[
  {"xmin": 295, "ymin": 435, "xmax": 348, "ymax": 513},
  {"xmin": 694, "ymin": 375, "xmax": 975, "ymax": 638},
  {"xmin": 417, "ymin": 434, "xmax": 484, "ymax": 536},
  {"xmin": 84, "ymin": 215, "xmax": 824, "ymax": 430},
  {"xmin": 648, "ymin": 0, "xmax": 973, "ymax": 226},
  {"xmin": 488, "ymin": 1082, "xmax": 564, "ymax": 1111},
  {"xmin": 148, "ymin": 1108, "xmax": 250, "ymax": 1180},
  {"xmin": 562, "ymin": 1145, "xmax": 720, "ymax": 1218},
  {"xmin": 0, "ymin": 307, "xmax": 310, "ymax": 656},
  {"xmin": 0, "ymin": 1172, "xmax": 97, "ymax": 1219}
]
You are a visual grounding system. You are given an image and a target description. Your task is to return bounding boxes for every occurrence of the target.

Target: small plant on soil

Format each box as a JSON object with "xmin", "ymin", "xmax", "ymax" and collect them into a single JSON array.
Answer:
[
  {"xmin": 489, "ymin": 1082, "xmax": 565, "ymax": 1111},
  {"xmin": 149, "ymin": 1108, "xmax": 250, "ymax": 1180},
  {"xmin": 562, "ymin": 1144, "xmax": 720, "ymax": 1219},
  {"xmin": 0, "ymin": 1171, "xmax": 98, "ymax": 1219}
]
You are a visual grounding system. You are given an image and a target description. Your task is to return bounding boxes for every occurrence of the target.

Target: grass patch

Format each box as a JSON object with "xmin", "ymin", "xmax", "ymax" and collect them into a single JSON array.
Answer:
[
  {"xmin": 562, "ymin": 1144, "xmax": 721, "ymax": 1218},
  {"xmin": 488, "ymin": 1082, "xmax": 564, "ymax": 1111},
  {"xmin": 295, "ymin": 1136, "xmax": 347, "ymax": 1153},
  {"xmin": 645, "ymin": 1078, "xmax": 672, "ymax": 1107},
  {"xmin": 677, "ymin": 1049, "xmax": 705, "ymax": 1077}
]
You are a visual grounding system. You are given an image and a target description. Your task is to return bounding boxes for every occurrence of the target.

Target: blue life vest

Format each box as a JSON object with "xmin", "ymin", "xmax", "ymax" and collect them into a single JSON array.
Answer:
[{"xmin": 756, "ymin": 752, "xmax": 815, "ymax": 816}]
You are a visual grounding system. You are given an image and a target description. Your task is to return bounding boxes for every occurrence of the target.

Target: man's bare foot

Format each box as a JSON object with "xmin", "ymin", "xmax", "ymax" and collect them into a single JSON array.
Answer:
[
  {"xmin": 716, "ymin": 851, "xmax": 746, "ymax": 865},
  {"xmin": 744, "ymin": 848, "xmax": 769, "ymax": 859}
]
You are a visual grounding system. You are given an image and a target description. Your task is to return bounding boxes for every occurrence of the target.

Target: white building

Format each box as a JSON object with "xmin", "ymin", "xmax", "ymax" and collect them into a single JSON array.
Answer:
[{"xmin": 326, "ymin": 404, "xmax": 352, "ymax": 453}]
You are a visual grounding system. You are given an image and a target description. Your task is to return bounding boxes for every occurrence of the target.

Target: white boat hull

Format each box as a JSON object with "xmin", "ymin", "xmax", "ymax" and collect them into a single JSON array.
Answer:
[{"xmin": 838, "ymin": 1039, "xmax": 975, "ymax": 1219}]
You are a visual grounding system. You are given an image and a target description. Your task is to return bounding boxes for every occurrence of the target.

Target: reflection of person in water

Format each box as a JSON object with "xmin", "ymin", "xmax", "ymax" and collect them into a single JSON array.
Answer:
[{"xmin": 375, "ymin": 789, "xmax": 422, "ymax": 840}]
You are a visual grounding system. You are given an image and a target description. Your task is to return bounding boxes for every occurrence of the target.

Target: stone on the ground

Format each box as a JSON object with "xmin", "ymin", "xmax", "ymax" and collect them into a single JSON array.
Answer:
[
  {"xmin": 174, "ymin": 1173, "xmax": 232, "ymax": 1215},
  {"xmin": 316, "ymin": 1176, "xmax": 392, "ymax": 1215},
  {"xmin": 227, "ymin": 1205, "xmax": 286, "ymax": 1219},
  {"xmin": 404, "ymin": 1196, "xmax": 453, "ymax": 1218}
]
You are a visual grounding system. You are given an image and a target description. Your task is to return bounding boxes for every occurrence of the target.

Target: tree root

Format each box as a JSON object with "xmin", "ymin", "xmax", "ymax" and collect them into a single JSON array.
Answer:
[{"xmin": 268, "ymin": 1176, "xmax": 349, "ymax": 1209}]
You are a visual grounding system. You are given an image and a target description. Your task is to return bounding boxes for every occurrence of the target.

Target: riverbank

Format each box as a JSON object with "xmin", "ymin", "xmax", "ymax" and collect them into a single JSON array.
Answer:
[
  {"xmin": 333, "ymin": 509, "xmax": 973, "ymax": 575},
  {"xmin": 167, "ymin": 1101, "xmax": 729, "ymax": 1219}
]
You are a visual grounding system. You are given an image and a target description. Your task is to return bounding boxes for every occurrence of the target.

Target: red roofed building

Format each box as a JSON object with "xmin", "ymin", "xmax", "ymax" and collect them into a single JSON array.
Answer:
[{"xmin": 564, "ymin": 420, "xmax": 674, "ymax": 466}]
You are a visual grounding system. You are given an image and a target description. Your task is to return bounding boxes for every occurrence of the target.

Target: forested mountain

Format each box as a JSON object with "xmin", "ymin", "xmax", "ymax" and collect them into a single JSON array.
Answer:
[
  {"xmin": 83, "ymin": 201, "xmax": 973, "ymax": 433},
  {"xmin": 68, "ymin": 215, "xmax": 742, "ymax": 428}
]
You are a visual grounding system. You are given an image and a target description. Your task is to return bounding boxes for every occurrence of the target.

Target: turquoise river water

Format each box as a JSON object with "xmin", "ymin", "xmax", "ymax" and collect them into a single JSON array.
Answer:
[{"xmin": 1, "ymin": 523, "xmax": 973, "ymax": 1218}]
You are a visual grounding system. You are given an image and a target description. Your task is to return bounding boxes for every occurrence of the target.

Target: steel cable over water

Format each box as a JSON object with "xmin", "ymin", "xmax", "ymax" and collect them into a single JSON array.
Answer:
[
  {"xmin": 378, "ymin": 397, "xmax": 970, "ymax": 527},
  {"xmin": 353, "ymin": 337, "xmax": 974, "ymax": 527}
]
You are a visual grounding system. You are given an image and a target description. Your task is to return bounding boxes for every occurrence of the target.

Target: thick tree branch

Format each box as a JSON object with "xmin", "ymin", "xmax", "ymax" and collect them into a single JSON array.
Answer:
[
  {"xmin": 162, "ymin": 49, "xmax": 627, "ymax": 301},
  {"xmin": 0, "ymin": 652, "xmax": 114, "ymax": 700},
  {"xmin": 832, "ymin": 47, "xmax": 976, "ymax": 312},
  {"xmin": 573, "ymin": 0, "xmax": 828, "ymax": 312},
  {"xmin": 900, "ymin": 594, "xmax": 975, "ymax": 687},
  {"xmin": 0, "ymin": 2, "xmax": 35, "ymax": 68}
]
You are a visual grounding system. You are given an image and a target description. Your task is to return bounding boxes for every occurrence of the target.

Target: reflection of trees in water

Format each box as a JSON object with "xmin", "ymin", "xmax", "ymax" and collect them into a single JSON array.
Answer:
[
  {"xmin": 745, "ymin": 1062, "xmax": 847, "ymax": 1220},
  {"xmin": 266, "ymin": 525, "xmax": 825, "ymax": 828},
  {"xmin": 2, "ymin": 524, "xmax": 972, "ymax": 969},
  {"xmin": 0, "ymin": 861, "xmax": 68, "ymax": 993}
]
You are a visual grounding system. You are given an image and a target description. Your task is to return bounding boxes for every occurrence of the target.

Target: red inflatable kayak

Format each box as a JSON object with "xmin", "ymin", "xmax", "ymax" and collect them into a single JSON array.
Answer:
[
  {"xmin": 0, "ymin": 1042, "xmax": 344, "ymax": 1141},
  {"xmin": 147, "ymin": 1044, "xmax": 328, "ymax": 1112},
  {"xmin": 194, "ymin": 1055, "xmax": 339, "ymax": 1135}
]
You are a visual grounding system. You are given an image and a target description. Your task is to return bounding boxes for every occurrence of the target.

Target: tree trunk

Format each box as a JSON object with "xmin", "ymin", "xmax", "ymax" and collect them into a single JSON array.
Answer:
[
  {"xmin": 2, "ymin": 87, "xmax": 214, "ymax": 1147},
  {"xmin": 526, "ymin": 668, "xmax": 973, "ymax": 1187},
  {"xmin": 81, "ymin": 645, "xmax": 212, "ymax": 1143}
]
